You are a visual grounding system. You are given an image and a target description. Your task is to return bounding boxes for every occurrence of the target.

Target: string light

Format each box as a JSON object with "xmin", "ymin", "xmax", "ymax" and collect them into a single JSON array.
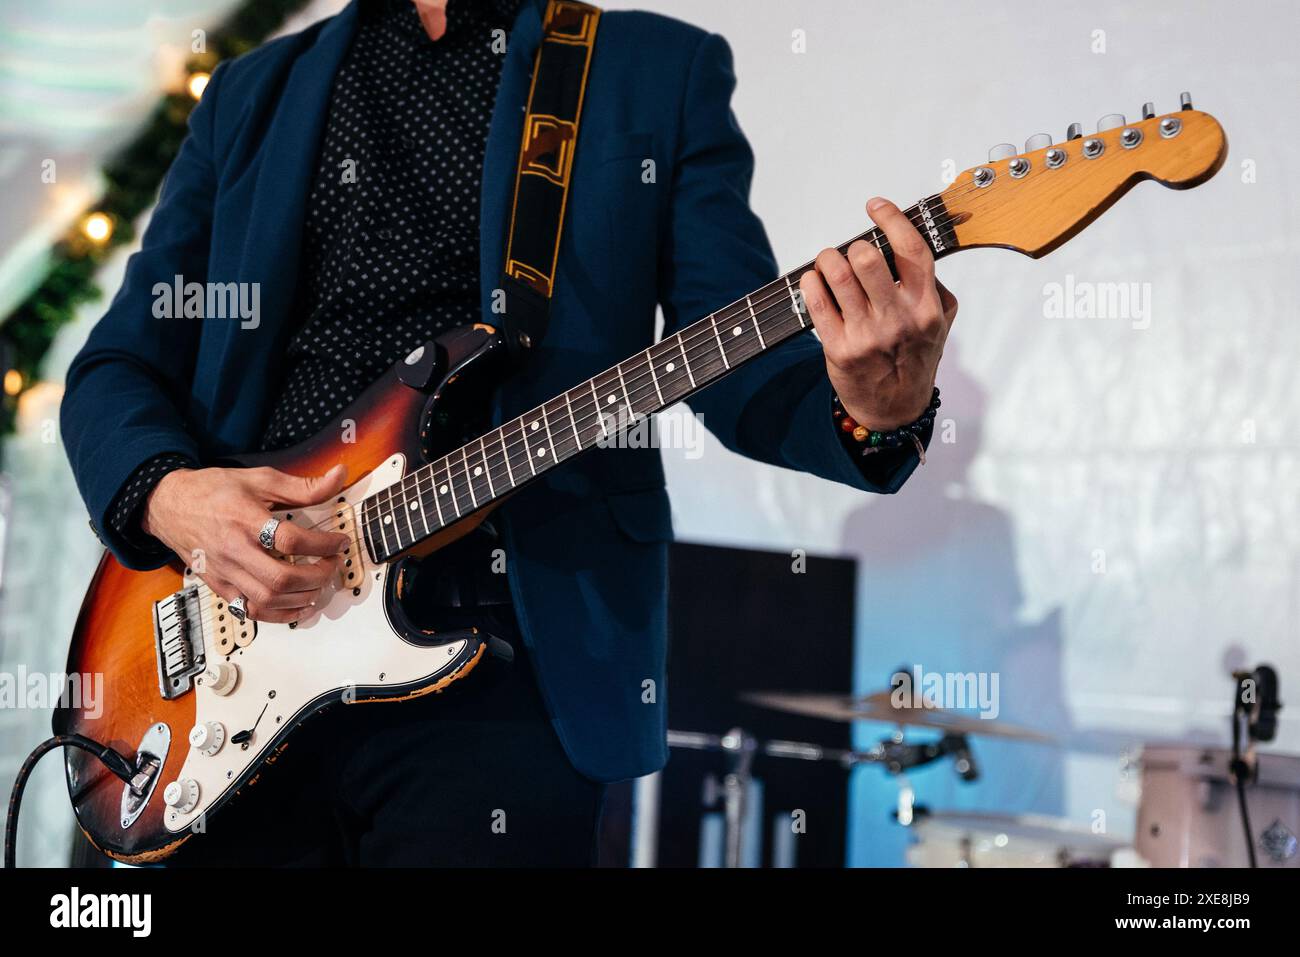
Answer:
[
  {"xmin": 187, "ymin": 71, "xmax": 211, "ymax": 100},
  {"xmin": 3, "ymin": 370, "xmax": 22, "ymax": 397},
  {"xmin": 81, "ymin": 212, "xmax": 113, "ymax": 244}
]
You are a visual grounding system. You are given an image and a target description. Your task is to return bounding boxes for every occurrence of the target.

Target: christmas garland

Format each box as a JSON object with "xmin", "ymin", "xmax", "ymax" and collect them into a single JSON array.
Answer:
[{"xmin": 0, "ymin": 0, "xmax": 314, "ymax": 433}]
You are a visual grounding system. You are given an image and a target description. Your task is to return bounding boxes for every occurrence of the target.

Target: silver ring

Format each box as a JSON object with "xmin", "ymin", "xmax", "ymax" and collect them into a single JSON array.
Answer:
[
  {"xmin": 228, "ymin": 595, "xmax": 248, "ymax": 623},
  {"xmin": 258, "ymin": 517, "xmax": 280, "ymax": 552}
]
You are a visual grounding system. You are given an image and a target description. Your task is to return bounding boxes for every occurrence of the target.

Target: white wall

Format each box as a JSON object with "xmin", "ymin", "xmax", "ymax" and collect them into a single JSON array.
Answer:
[{"xmin": 605, "ymin": 0, "xmax": 1299, "ymax": 862}]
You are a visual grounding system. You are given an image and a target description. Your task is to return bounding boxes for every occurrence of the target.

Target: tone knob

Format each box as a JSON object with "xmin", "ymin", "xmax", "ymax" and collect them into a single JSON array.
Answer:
[
  {"xmin": 988, "ymin": 143, "xmax": 1017, "ymax": 162},
  {"xmin": 189, "ymin": 721, "xmax": 226, "ymax": 756},
  {"xmin": 1024, "ymin": 133, "xmax": 1052, "ymax": 153},
  {"xmin": 1066, "ymin": 122, "xmax": 1083, "ymax": 141},
  {"xmin": 1097, "ymin": 113, "xmax": 1126, "ymax": 132},
  {"xmin": 202, "ymin": 661, "xmax": 238, "ymax": 696},
  {"xmin": 163, "ymin": 778, "xmax": 200, "ymax": 814}
]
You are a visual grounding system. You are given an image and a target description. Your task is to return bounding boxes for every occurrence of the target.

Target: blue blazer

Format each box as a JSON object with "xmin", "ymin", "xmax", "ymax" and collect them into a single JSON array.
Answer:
[{"xmin": 61, "ymin": 0, "xmax": 920, "ymax": 781}]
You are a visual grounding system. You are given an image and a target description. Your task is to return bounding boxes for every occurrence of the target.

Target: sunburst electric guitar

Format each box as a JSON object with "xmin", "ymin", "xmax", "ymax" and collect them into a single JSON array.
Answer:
[{"xmin": 56, "ymin": 98, "xmax": 1226, "ymax": 861}]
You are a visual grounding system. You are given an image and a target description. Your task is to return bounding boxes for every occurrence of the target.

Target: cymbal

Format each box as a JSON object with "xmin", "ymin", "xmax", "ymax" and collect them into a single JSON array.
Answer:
[{"xmin": 740, "ymin": 691, "xmax": 1055, "ymax": 743}]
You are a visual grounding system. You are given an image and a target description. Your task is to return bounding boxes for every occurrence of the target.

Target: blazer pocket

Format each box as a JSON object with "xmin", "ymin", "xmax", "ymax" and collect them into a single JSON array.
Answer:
[{"xmin": 604, "ymin": 487, "xmax": 674, "ymax": 544}]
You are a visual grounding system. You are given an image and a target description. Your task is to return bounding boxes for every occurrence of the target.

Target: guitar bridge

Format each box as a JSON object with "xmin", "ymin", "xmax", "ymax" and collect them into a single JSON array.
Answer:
[{"xmin": 153, "ymin": 586, "xmax": 208, "ymax": 700}]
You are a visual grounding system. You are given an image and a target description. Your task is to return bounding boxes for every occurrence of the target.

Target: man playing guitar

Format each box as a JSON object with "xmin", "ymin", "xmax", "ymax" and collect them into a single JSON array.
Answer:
[{"xmin": 61, "ymin": 0, "xmax": 954, "ymax": 865}]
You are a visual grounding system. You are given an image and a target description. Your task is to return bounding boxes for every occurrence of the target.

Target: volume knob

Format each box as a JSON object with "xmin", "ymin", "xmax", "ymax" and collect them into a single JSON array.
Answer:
[
  {"xmin": 202, "ymin": 661, "xmax": 238, "ymax": 696},
  {"xmin": 163, "ymin": 778, "xmax": 200, "ymax": 814},
  {"xmin": 189, "ymin": 721, "xmax": 226, "ymax": 756},
  {"xmin": 1097, "ymin": 113, "xmax": 1126, "ymax": 132},
  {"xmin": 988, "ymin": 143, "xmax": 1017, "ymax": 162}
]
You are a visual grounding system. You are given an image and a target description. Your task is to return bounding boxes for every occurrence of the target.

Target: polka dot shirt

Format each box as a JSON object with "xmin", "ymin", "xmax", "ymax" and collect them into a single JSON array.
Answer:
[
  {"xmin": 109, "ymin": 0, "xmax": 522, "ymax": 549},
  {"xmin": 260, "ymin": 0, "xmax": 523, "ymax": 450}
]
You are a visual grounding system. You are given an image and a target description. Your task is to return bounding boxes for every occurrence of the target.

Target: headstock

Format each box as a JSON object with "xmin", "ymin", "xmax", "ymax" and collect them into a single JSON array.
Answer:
[{"xmin": 938, "ymin": 94, "xmax": 1227, "ymax": 259}]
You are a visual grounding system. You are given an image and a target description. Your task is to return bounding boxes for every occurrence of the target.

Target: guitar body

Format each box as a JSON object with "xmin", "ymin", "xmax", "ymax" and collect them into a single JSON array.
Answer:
[{"xmin": 55, "ymin": 324, "xmax": 512, "ymax": 862}]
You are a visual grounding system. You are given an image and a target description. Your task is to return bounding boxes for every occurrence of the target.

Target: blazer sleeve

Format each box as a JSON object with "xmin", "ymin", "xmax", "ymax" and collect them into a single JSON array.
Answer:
[
  {"xmin": 657, "ymin": 33, "xmax": 925, "ymax": 495},
  {"xmin": 60, "ymin": 63, "xmax": 228, "ymax": 570}
]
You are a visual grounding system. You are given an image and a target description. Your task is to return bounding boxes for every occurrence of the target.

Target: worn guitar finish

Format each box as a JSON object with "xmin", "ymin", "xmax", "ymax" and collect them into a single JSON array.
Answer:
[{"xmin": 56, "ymin": 100, "xmax": 1226, "ymax": 862}]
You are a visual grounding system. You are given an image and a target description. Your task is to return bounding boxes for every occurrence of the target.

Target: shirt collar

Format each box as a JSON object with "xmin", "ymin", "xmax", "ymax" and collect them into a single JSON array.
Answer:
[{"xmin": 362, "ymin": 0, "xmax": 525, "ymax": 38}]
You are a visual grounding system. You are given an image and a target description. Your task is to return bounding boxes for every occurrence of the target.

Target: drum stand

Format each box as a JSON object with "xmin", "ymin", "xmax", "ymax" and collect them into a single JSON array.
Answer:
[{"xmin": 666, "ymin": 727, "xmax": 979, "ymax": 867}]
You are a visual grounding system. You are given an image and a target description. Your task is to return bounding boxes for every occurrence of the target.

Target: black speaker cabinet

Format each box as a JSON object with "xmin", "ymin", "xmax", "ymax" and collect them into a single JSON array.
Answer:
[{"xmin": 600, "ymin": 542, "xmax": 855, "ymax": 867}]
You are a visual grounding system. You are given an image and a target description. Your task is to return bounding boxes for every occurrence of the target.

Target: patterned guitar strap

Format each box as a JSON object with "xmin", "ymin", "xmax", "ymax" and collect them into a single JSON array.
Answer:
[{"xmin": 498, "ymin": 0, "xmax": 601, "ymax": 358}]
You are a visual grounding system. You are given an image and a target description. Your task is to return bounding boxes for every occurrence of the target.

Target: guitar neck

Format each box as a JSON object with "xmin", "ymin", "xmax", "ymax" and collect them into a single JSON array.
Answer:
[{"xmin": 358, "ymin": 193, "xmax": 959, "ymax": 563}]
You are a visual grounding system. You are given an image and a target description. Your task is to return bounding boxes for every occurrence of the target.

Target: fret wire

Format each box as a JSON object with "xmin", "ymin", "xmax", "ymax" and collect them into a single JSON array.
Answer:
[
  {"xmin": 375, "ymin": 489, "xmax": 393, "ymax": 557},
  {"xmin": 746, "ymin": 294, "xmax": 766, "ymax": 348},
  {"xmin": 540, "ymin": 402, "xmax": 558, "ymax": 466},
  {"xmin": 398, "ymin": 482, "xmax": 416, "ymax": 545},
  {"xmin": 784, "ymin": 273, "xmax": 806, "ymax": 328},
  {"xmin": 564, "ymin": 391, "xmax": 582, "ymax": 450},
  {"xmin": 675, "ymin": 333, "xmax": 697, "ymax": 388},
  {"xmin": 708, "ymin": 315, "xmax": 730, "ymax": 369},
  {"xmin": 479, "ymin": 436, "xmax": 496, "ymax": 498},
  {"xmin": 498, "ymin": 425, "xmax": 517, "ymax": 488},
  {"xmin": 439, "ymin": 459, "xmax": 461, "ymax": 518},
  {"xmin": 519, "ymin": 413, "xmax": 537, "ymax": 476},
  {"xmin": 589, "ymin": 379, "xmax": 609, "ymax": 439},
  {"xmin": 361, "ymin": 499, "xmax": 378, "ymax": 563},
  {"xmin": 614, "ymin": 362, "xmax": 635, "ymax": 421},
  {"xmin": 389, "ymin": 483, "xmax": 408, "ymax": 553},
  {"xmin": 460, "ymin": 446, "xmax": 478, "ymax": 509},
  {"xmin": 645, "ymin": 348, "xmax": 664, "ymax": 406},
  {"xmin": 413, "ymin": 476, "xmax": 430, "ymax": 537}
]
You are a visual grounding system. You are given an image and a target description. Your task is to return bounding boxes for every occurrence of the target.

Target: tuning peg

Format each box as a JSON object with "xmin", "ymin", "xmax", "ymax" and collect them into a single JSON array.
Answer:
[
  {"xmin": 1180, "ymin": 91, "xmax": 1193, "ymax": 110},
  {"xmin": 988, "ymin": 143, "xmax": 1017, "ymax": 162},
  {"xmin": 1141, "ymin": 102, "xmax": 1155, "ymax": 120},
  {"xmin": 1066, "ymin": 122, "xmax": 1083, "ymax": 140},
  {"xmin": 1097, "ymin": 113, "xmax": 1126, "ymax": 132},
  {"xmin": 1024, "ymin": 133, "xmax": 1053, "ymax": 152}
]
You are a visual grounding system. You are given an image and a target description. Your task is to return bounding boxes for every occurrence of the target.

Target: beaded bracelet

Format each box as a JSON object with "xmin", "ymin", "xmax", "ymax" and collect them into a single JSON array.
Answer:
[{"xmin": 833, "ymin": 387, "xmax": 940, "ymax": 463}]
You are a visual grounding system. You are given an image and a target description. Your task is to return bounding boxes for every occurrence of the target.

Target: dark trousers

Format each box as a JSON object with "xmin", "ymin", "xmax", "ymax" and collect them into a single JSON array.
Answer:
[{"xmin": 167, "ymin": 606, "xmax": 605, "ymax": 867}]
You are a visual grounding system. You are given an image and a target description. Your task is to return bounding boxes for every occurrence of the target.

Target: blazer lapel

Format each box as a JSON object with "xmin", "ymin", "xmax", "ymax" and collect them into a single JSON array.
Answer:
[{"xmin": 232, "ymin": 2, "xmax": 360, "ymax": 348}]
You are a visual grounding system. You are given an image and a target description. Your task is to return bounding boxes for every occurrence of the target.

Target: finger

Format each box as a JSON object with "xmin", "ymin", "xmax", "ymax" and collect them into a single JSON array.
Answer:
[
  {"xmin": 845, "ymin": 237, "xmax": 897, "ymax": 307},
  {"xmin": 273, "ymin": 518, "xmax": 352, "ymax": 559},
  {"xmin": 225, "ymin": 568, "xmax": 323, "ymax": 621},
  {"xmin": 797, "ymin": 268, "xmax": 846, "ymax": 356},
  {"xmin": 249, "ymin": 464, "xmax": 348, "ymax": 509},
  {"xmin": 814, "ymin": 247, "xmax": 870, "ymax": 322},
  {"xmin": 204, "ymin": 575, "xmax": 310, "ymax": 625},
  {"xmin": 239, "ymin": 545, "xmax": 340, "ymax": 595},
  {"xmin": 867, "ymin": 197, "xmax": 934, "ymax": 290}
]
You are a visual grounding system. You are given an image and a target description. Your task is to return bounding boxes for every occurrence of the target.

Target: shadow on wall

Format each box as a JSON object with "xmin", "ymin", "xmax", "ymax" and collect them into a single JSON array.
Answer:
[{"xmin": 840, "ymin": 346, "xmax": 1071, "ymax": 866}]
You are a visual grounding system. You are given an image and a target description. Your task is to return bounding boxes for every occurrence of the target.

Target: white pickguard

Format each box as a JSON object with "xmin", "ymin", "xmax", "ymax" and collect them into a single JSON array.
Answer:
[{"xmin": 161, "ymin": 454, "xmax": 471, "ymax": 833}]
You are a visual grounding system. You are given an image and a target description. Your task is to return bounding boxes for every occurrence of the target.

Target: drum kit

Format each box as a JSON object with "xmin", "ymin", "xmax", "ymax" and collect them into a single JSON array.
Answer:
[{"xmin": 665, "ymin": 666, "xmax": 1298, "ymax": 869}]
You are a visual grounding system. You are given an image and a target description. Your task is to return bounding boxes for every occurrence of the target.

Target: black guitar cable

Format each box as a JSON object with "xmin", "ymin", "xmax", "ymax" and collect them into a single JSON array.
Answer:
[{"xmin": 4, "ymin": 734, "xmax": 137, "ymax": 869}]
